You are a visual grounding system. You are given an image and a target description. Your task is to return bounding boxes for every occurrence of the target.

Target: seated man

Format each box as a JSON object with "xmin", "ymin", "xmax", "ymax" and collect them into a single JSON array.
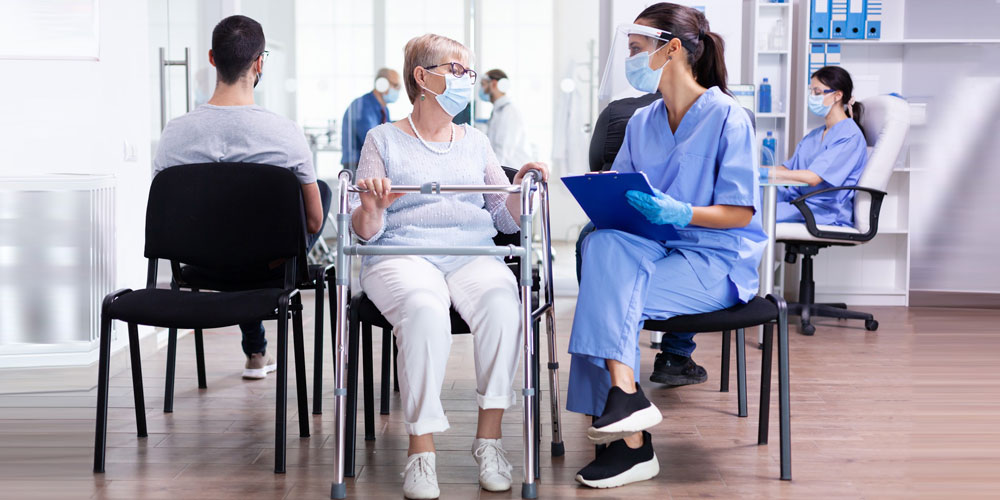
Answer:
[
  {"xmin": 153, "ymin": 15, "xmax": 330, "ymax": 380},
  {"xmin": 575, "ymin": 91, "xmax": 709, "ymax": 388}
]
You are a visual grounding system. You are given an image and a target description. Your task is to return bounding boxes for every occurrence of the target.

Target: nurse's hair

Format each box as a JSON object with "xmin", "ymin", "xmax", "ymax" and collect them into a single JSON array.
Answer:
[
  {"xmin": 636, "ymin": 3, "xmax": 729, "ymax": 96},
  {"xmin": 812, "ymin": 66, "xmax": 866, "ymax": 136},
  {"xmin": 403, "ymin": 33, "xmax": 472, "ymax": 104}
]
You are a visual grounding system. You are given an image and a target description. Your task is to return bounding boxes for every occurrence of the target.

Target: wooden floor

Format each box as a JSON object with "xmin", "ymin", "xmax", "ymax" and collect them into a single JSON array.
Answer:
[{"xmin": 1, "ymin": 297, "xmax": 998, "ymax": 499}]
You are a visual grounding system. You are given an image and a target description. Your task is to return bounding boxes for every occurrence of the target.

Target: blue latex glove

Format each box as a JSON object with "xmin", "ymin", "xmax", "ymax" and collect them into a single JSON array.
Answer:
[{"xmin": 625, "ymin": 189, "xmax": 693, "ymax": 227}]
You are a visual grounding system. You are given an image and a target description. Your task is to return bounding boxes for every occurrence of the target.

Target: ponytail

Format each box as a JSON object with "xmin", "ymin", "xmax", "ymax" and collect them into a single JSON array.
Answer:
[{"xmin": 636, "ymin": 3, "xmax": 730, "ymax": 96}]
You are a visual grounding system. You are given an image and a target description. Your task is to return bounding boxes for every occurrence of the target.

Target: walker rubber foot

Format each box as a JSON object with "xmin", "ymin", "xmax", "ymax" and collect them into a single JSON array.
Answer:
[
  {"xmin": 551, "ymin": 441, "xmax": 565, "ymax": 457},
  {"xmin": 521, "ymin": 482, "xmax": 538, "ymax": 499},
  {"xmin": 330, "ymin": 482, "xmax": 346, "ymax": 499}
]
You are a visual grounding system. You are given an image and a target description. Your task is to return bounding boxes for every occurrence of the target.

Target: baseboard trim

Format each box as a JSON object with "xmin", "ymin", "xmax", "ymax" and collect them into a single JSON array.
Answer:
[{"xmin": 909, "ymin": 290, "xmax": 1000, "ymax": 309}]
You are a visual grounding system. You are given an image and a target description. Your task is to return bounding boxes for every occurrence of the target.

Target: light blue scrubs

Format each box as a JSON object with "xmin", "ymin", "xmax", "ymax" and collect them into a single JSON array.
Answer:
[
  {"xmin": 777, "ymin": 118, "xmax": 867, "ymax": 227},
  {"xmin": 566, "ymin": 87, "xmax": 767, "ymax": 417},
  {"xmin": 341, "ymin": 92, "xmax": 389, "ymax": 168}
]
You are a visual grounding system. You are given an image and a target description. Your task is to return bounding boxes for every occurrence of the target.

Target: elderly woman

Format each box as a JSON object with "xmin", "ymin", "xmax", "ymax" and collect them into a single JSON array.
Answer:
[{"xmin": 350, "ymin": 33, "xmax": 547, "ymax": 499}]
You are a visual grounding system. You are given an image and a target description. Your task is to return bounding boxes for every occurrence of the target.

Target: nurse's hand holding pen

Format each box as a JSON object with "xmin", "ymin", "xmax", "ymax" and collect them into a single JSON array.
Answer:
[{"xmin": 353, "ymin": 177, "xmax": 404, "ymax": 241}]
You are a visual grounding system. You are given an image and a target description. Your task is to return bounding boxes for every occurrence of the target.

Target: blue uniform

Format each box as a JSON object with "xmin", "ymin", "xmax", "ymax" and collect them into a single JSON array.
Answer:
[
  {"xmin": 341, "ymin": 92, "xmax": 389, "ymax": 167},
  {"xmin": 777, "ymin": 118, "xmax": 867, "ymax": 227},
  {"xmin": 566, "ymin": 87, "xmax": 767, "ymax": 416}
]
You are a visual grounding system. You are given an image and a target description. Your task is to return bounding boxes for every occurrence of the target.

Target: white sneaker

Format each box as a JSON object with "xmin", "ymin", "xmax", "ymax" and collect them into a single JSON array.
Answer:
[
  {"xmin": 472, "ymin": 438, "xmax": 513, "ymax": 492},
  {"xmin": 402, "ymin": 452, "xmax": 439, "ymax": 499},
  {"xmin": 242, "ymin": 352, "xmax": 277, "ymax": 380}
]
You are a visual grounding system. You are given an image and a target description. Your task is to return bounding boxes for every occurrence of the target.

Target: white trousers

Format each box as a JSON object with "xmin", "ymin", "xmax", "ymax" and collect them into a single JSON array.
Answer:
[{"xmin": 360, "ymin": 255, "xmax": 523, "ymax": 436}]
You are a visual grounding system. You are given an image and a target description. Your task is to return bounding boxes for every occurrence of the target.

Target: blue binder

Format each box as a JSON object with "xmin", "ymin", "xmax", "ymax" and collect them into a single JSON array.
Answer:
[
  {"xmin": 847, "ymin": 0, "xmax": 865, "ymax": 39},
  {"xmin": 830, "ymin": 0, "xmax": 848, "ymax": 38},
  {"xmin": 810, "ymin": 0, "xmax": 831, "ymax": 39},
  {"xmin": 809, "ymin": 43, "xmax": 826, "ymax": 79},
  {"xmin": 864, "ymin": 0, "xmax": 882, "ymax": 39},
  {"xmin": 561, "ymin": 172, "xmax": 680, "ymax": 242},
  {"xmin": 825, "ymin": 43, "xmax": 842, "ymax": 66}
]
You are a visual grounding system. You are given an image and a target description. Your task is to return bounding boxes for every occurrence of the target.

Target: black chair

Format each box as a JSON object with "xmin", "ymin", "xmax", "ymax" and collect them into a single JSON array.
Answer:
[
  {"xmin": 92, "ymin": 164, "xmax": 311, "ymax": 475},
  {"xmin": 342, "ymin": 167, "xmax": 550, "ymax": 479},
  {"xmin": 166, "ymin": 179, "xmax": 335, "ymax": 415},
  {"xmin": 641, "ymin": 295, "xmax": 791, "ymax": 480}
]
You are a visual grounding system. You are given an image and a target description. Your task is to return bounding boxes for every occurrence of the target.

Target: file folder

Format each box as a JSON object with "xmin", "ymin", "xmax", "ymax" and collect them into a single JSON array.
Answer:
[
  {"xmin": 830, "ymin": 0, "xmax": 848, "ymax": 38},
  {"xmin": 561, "ymin": 172, "xmax": 680, "ymax": 242},
  {"xmin": 825, "ymin": 43, "xmax": 842, "ymax": 66},
  {"xmin": 809, "ymin": 43, "xmax": 826, "ymax": 79},
  {"xmin": 810, "ymin": 0, "xmax": 831, "ymax": 39},
  {"xmin": 864, "ymin": 0, "xmax": 882, "ymax": 39},
  {"xmin": 847, "ymin": 0, "xmax": 865, "ymax": 39}
]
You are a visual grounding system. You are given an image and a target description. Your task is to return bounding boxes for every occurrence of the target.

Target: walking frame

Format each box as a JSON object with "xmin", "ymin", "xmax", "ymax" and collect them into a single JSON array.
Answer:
[{"xmin": 329, "ymin": 168, "xmax": 563, "ymax": 499}]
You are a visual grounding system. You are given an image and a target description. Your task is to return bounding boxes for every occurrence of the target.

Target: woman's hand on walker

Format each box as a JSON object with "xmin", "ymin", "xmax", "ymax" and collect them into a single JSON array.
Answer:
[{"xmin": 358, "ymin": 177, "xmax": 404, "ymax": 214}]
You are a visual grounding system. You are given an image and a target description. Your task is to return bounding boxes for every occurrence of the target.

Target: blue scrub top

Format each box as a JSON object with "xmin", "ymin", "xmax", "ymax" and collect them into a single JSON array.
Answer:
[
  {"xmin": 612, "ymin": 87, "xmax": 767, "ymax": 302},
  {"xmin": 341, "ymin": 92, "xmax": 389, "ymax": 166},
  {"xmin": 778, "ymin": 118, "xmax": 867, "ymax": 226}
]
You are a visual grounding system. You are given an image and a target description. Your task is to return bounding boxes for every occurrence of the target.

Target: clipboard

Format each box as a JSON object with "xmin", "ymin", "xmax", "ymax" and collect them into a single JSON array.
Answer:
[{"xmin": 562, "ymin": 171, "xmax": 680, "ymax": 242}]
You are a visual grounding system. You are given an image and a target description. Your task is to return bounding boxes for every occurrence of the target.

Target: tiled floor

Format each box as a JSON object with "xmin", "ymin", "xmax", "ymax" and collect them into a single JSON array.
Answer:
[{"xmin": 2, "ymin": 292, "xmax": 999, "ymax": 498}]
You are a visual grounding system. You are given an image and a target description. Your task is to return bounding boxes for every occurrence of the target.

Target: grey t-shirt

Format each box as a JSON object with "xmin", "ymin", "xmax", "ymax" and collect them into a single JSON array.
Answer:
[{"xmin": 153, "ymin": 104, "xmax": 316, "ymax": 184}]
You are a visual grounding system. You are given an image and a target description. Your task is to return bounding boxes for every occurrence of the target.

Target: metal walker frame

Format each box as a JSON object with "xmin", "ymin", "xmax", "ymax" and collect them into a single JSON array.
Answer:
[{"xmin": 329, "ymin": 169, "xmax": 563, "ymax": 499}]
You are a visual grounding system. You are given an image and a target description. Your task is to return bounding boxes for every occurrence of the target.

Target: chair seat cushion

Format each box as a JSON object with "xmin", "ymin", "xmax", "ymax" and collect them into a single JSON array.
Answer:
[
  {"xmin": 642, "ymin": 296, "xmax": 777, "ymax": 333},
  {"xmin": 179, "ymin": 264, "xmax": 327, "ymax": 291},
  {"xmin": 108, "ymin": 288, "xmax": 286, "ymax": 330},
  {"xmin": 774, "ymin": 222, "xmax": 863, "ymax": 245}
]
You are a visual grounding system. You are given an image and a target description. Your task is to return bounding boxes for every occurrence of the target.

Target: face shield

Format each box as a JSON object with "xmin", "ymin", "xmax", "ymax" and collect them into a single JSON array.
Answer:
[{"xmin": 598, "ymin": 24, "xmax": 674, "ymax": 102}]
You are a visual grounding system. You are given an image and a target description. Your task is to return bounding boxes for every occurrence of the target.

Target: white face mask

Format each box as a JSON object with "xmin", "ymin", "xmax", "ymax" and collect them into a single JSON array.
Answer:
[{"xmin": 421, "ymin": 72, "xmax": 473, "ymax": 116}]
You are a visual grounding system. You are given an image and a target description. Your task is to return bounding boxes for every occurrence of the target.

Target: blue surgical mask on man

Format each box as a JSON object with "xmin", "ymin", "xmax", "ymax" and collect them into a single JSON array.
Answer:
[
  {"xmin": 478, "ymin": 84, "xmax": 491, "ymax": 103},
  {"xmin": 625, "ymin": 44, "xmax": 668, "ymax": 94},
  {"xmin": 808, "ymin": 93, "xmax": 833, "ymax": 117},
  {"xmin": 384, "ymin": 86, "xmax": 400, "ymax": 104},
  {"xmin": 422, "ymin": 72, "xmax": 474, "ymax": 117}
]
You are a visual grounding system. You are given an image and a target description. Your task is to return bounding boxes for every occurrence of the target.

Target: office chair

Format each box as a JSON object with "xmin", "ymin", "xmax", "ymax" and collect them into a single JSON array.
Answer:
[
  {"xmin": 776, "ymin": 95, "xmax": 911, "ymax": 335},
  {"xmin": 93, "ymin": 164, "xmax": 311, "ymax": 475}
]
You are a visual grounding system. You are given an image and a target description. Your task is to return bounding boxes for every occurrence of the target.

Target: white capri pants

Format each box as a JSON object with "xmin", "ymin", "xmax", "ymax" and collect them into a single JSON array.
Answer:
[{"xmin": 360, "ymin": 255, "xmax": 523, "ymax": 436}]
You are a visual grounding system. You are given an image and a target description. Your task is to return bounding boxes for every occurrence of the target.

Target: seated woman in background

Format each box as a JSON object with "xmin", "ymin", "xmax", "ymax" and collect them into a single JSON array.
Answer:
[{"xmin": 773, "ymin": 65, "xmax": 868, "ymax": 227}]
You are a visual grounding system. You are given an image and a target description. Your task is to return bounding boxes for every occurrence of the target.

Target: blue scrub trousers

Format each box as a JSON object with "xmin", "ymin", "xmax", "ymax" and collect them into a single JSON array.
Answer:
[
  {"xmin": 239, "ymin": 180, "xmax": 334, "ymax": 356},
  {"xmin": 574, "ymin": 223, "xmax": 699, "ymax": 358},
  {"xmin": 566, "ymin": 229, "xmax": 740, "ymax": 416}
]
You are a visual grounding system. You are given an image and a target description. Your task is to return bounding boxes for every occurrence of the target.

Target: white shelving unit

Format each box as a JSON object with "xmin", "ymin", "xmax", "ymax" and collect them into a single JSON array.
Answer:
[{"xmin": 750, "ymin": 1, "xmax": 794, "ymax": 168}]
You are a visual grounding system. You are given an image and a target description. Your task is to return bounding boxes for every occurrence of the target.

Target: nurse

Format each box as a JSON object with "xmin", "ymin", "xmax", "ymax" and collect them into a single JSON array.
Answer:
[
  {"xmin": 773, "ymin": 66, "xmax": 867, "ymax": 226},
  {"xmin": 568, "ymin": 2, "xmax": 766, "ymax": 489}
]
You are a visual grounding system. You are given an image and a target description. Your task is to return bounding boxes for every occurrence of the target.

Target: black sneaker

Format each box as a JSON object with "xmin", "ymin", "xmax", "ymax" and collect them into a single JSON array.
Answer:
[
  {"xmin": 649, "ymin": 352, "xmax": 708, "ymax": 386},
  {"xmin": 576, "ymin": 431, "xmax": 659, "ymax": 488},
  {"xmin": 586, "ymin": 384, "xmax": 662, "ymax": 445}
]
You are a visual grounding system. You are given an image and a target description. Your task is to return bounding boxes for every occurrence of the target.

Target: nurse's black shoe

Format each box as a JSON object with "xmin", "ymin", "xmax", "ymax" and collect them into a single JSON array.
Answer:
[
  {"xmin": 587, "ymin": 384, "xmax": 662, "ymax": 445},
  {"xmin": 576, "ymin": 431, "xmax": 659, "ymax": 488},
  {"xmin": 649, "ymin": 352, "xmax": 708, "ymax": 386}
]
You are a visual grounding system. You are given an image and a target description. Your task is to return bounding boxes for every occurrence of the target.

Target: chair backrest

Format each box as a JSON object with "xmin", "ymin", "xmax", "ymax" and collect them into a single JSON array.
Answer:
[
  {"xmin": 145, "ymin": 163, "xmax": 306, "ymax": 270},
  {"xmin": 853, "ymin": 95, "xmax": 910, "ymax": 233}
]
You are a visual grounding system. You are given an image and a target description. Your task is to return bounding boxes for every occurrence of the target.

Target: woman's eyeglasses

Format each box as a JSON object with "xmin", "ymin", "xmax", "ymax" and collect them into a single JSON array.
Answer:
[{"xmin": 425, "ymin": 62, "xmax": 477, "ymax": 84}]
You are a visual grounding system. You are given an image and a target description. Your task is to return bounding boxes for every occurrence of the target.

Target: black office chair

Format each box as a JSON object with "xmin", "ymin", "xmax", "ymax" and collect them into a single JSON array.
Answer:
[
  {"xmin": 167, "ymin": 178, "xmax": 335, "ymax": 415},
  {"xmin": 342, "ymin": 167, "xmax": 550, "ymax": 480},
  {"xmin": 92, "ymin": 164, "xmax": 311, "ymax": 475}
]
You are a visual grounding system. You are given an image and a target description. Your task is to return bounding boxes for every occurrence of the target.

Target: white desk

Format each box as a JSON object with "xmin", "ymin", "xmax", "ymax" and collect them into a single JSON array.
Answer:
[{"xmin": 758, "ymin": 172, "xmax": 808, "ymax": 346}]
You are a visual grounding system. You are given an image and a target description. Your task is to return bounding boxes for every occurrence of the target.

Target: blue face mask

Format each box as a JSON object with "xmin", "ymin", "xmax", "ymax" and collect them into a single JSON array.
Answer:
[
  {"xmin": 808, "ymin": 93, "xmax": 832, "ymax": 117},
  {"xmin": 478, "ymin": 85, "xmax": 491, "ymax": 102},
  {"xmin": 423, "ymin": 72, "xmax": 473, "ymax": 116},
  {"xmin": 384, "ymin": 86, "xmax": 400, "ymax": 104},
  {"xmin": 624, "ymin": 44, "xmax": 668, "ymax": 94}
]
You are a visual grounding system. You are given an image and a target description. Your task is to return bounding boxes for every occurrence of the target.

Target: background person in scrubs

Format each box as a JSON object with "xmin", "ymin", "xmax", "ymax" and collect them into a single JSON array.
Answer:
[
  {"xmin": 772, "ymin": 66, "xmax": 868, "ymax": 226},
  {"xmin": 568, "ymin": 3, "xmax": 766, "ymax": 489},
  {"xmin": 341, "ymin": 68, "xmax": 401, "ymax": 172}
]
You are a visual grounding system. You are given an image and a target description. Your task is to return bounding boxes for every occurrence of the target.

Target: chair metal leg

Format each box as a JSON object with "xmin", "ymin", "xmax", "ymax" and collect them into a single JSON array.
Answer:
[
  {"xmin": 292, "ymin": 297, "xmax": 310, "ymax": 438},
  {"xmin": 93, "ymin": 300, "xmax": 115, "ymax": 473},
  {"xmin": 393, "ymin": 343, "xmax": 399, "ymax": 393},
  {"xmin": 274, "ymin": 297, "xmax": 290, "ymax": 474},
  {"xmin": 127, "ymin": 323, "xmax": 148, "ymax": 438},
  {"xmin": 362, "ymin": 322, "xmax": 376, "ymax": 441},
  {"xmin": 163, "ymin": 328, "xmax": 177, "ymax": 412},
  {"xmin": 544, "ymin": 305, "xmax": 564, "ymax": 457},
  {"xmin": 736, "ymin": 328, "xmax": 747, "ymax": 418},
  {"xmin": 194, "ymin": 329, "xmax": 207, "ymax": 389},
  {"xmin": 776, "ymin": 299, "xmax": 792, "ymax": 480},
  {"xmin": 720, "ymin": 330, "xmax": 731, "ymax": 392},
  {"xmin": 344, "ymin": 300, "xmax": 361, "ymax": 477},
  {"xmin": 313, "ymin": 281, "xmax": 325, "ymax": 415},
  {"xmin": 758, "ymin": 323, "xmax": 774, "ymax": 445},
  {"xmin": 380, "ymin": 327, "xmax": 391, "ymax": 415}
]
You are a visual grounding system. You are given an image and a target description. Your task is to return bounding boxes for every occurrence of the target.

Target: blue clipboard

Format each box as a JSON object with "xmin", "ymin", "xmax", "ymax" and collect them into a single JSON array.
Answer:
[{"xmin": 562, "ymin": 172, "xmax": 680, "ymax": 242}]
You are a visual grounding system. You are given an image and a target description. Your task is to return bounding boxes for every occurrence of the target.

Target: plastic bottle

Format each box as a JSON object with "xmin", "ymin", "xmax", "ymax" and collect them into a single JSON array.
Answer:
[
  {"xmin": 759, "ymin": 78, "xmax": 772, "ymax": 114},
  {"xmin": 762, "ymin": 131, "xmax": 777, "ymax": 166}
]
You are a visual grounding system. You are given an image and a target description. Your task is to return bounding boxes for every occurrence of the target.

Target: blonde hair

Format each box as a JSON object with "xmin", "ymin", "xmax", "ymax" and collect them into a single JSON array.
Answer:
[{"xmin": 403, "ymin": 33, "xmax": 471, "ymax": 103}]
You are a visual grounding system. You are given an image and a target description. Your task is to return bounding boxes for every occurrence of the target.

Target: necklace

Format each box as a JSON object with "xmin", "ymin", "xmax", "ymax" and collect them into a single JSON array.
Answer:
[{"xmin": 407, "ymin": 113, "xmax": 455, "ymax": 155}]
